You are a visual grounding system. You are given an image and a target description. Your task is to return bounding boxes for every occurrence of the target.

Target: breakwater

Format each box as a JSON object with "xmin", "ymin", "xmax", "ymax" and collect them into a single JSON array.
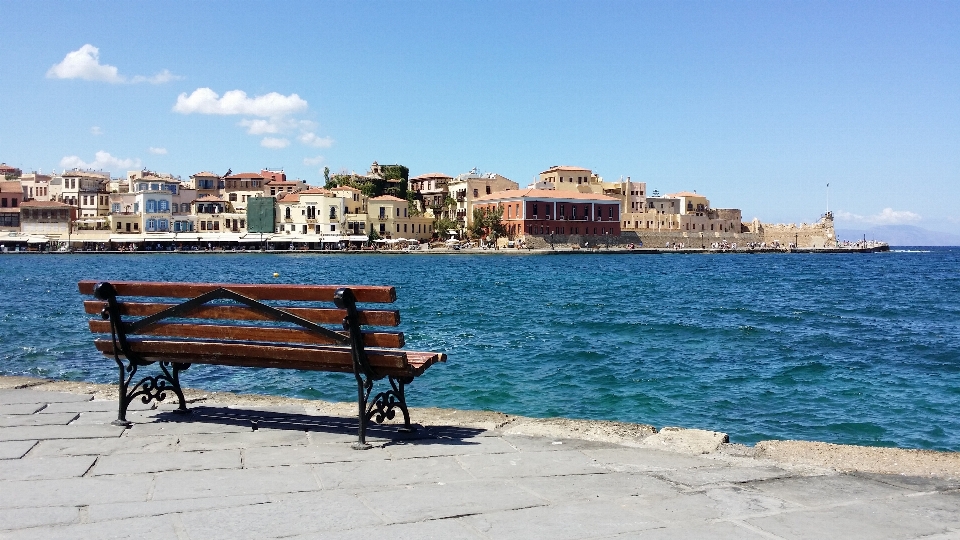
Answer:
[{"xmin": 0, "ymin": 248, "xmax": 956, "ymax": 450}]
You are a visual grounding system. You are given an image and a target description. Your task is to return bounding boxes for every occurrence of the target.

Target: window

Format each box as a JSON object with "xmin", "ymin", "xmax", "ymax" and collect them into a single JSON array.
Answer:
[
  {"xmin": 159, "ymin": 219, "xmax": 168, "ymax": 231},
  {"xmin": 379, "ymin": 223, "xmax": 385, "ymax": 233},
  {"xmin": 146, "ymin": 199, "xmax": 157, "ymax": 213},
  {"xmin": 146, "ymin": 218, "xmax": 156, "ymax": 232},
  {"xmin": 608, "ymin": 207, "xmax": 613, "ymax": 219},
  {"xmin": 329, "ymin": 206, "xmax": 337, "ymax": 219},
  {"xmin": 379, "ymin": 207, "xmax": 385, "ymax": 218},
  {"xmin": 133, "ymin": 202, "xmax": 140, "ymax": 213},
  {"xmin": 572, "ymin": 206, "xmax": 577, "ymax": 219},
  {"xmin": 214, "ymin": 221, "xmax": 220, "ymax": 230},
  {"xmin": 473, "ymin": 189, "xmax": 478, "ymax": 197},
  {"xmin": 330, "ymin": 224, "xmax": 336, "ymax": 232},
  {"xmin": 200, "ymin": 221, "xmax": 207, "ymax": 231},
  {"xmin": 396, "ymin": 224, "xmax": 400, "ymax": 232},
  {"xmin": 532, "ymin": 203, "xmax": 538, "ymax": 217},
  {"xmin": 285, "ymin": 207, "xmax": 291, "ymax": 219},
  {"xmin": 229, "ymin": 193, "xmax": 237, "ymax": 202},
  {"xmin": 403, "ymin": 224, "xmax": 407, "ymax": 232},
  {"xmin": 485, "ymin": 186, "xmax": 491, "ymax": 194},
  {"xmin": 116, "ymin": 222, "xmax": 121, "ymax": 231},
  {"xmin": 158, "ymin": 200, "xmax": 169, "ymax": 212}
]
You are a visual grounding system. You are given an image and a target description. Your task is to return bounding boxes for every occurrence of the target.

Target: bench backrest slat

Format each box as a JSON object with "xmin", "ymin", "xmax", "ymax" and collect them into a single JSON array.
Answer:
[
  {"xmin": 78, "ymin": 280, "xmax": 397, "ymax": 304},
  {"xmin": 82, "ymin": 301, "xmax": 401, "ymax": 327},
  {"xmin": 87, "ymin": 320, "xmax": 404, "ymax": 348}
]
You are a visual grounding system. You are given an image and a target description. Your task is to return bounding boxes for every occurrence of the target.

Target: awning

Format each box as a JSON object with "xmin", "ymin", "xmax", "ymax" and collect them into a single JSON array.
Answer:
[
  {"xmin": 111, "ymin": 235, "xmax": 145, "ymax": 242},
  {"xmin": 26, "ymin": 236, "xmax": 50, "ymax": 244}
]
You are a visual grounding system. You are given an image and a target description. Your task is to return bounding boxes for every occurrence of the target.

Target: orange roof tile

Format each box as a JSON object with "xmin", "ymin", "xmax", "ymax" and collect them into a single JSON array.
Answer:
[
  {"xmin": 20, "ymin": 200, "xmax": 72, "ymax": 208},
  {"xmin": 370, "ymin": 195, "xmax": 405, "ymax": 202}
]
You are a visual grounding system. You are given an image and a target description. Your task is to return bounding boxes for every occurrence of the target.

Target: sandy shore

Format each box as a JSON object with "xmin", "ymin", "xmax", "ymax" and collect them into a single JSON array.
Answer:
[{"xmin": 2, "ymin": 374, "xmax": 957, "ymax": 479}]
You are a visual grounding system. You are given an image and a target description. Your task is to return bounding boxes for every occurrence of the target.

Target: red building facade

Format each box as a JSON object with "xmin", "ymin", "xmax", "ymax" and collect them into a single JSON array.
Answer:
[{"xmin": 473, "ymin": 188, "xmax": 621, "ymax": 238}]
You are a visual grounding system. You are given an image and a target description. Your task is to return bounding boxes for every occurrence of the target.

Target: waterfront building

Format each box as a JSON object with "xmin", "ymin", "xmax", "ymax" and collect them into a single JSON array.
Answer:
[
  {"xmin": 0, "ymin": 180, "xmax": 22, "ymax": 231},
  {"xmin": 223, "ymin": 172, "xmax": 266, "ymax": 213},
  {"xmin": 265, "ymin": 178, "xmax": 308, "ymax": 197},
  {"xmin": 0, "ymin": 163, "xmax": 22, "ymax": 178},
  {"xmin": 368, "ymin": 195, "xmax": 433, "ymax": 241},
  {"xmin": 18, "ymin": 200, "xmax": 74, "ymax": 239},
  {"xmin": 473, "ymin": 188, "xmax": 621, "ymax": 243},
  {"xmin": 19, "ymin": 173, "xmax": 51, "ymax": 202},
  {"xmin": 538, "ymin": 165, "xmax": 598, "ymax": 191},
  {"xmin": 448, "ymin": 169, "xmax": 519, "ymax": 230},
  {"xmin": 51, "ymin": 170, "xmax": 110, "ymax": 220},
  {"xmin": 276, "ymin": 188, "xmax": 344, "ymax": 237},
  {"xmin": 409, "ymin": 172, "xmax": 452, "ymax": 216},
  {"xmin": 331, "ymin": 186, "xmax": 368, "ymax": 237},
  {"xmin": 188, "ymin": 171, "xmax": 222, "ymax": 200}
]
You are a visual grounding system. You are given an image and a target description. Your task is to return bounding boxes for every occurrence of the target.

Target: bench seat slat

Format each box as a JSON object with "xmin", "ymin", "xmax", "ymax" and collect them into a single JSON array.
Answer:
[
  {"xmin": 79, "ymin": 280, "xmax": 396, "ymax": 303},
  {"xmin": 87, "ymin": 320, "xmax": 405, "ymax": 348},
  {"xmin": 83, "ymin": 301, "xmax": 401, "ymax": 327},
  {"xmin": 93, "ymin": 339, "xmax": 443, "ymax": 377}
]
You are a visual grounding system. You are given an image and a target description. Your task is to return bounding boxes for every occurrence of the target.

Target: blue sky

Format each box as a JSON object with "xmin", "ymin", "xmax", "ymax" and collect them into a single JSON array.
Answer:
[{"xmin": 1, "ymin": 1, "xmax": 958, "ymax": 231}]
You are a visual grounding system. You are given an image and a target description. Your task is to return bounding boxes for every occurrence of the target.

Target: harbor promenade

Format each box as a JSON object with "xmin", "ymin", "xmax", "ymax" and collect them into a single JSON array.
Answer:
[{"xmin": 1, "ymin": 376, "xmax": 958, "ymax": 539}]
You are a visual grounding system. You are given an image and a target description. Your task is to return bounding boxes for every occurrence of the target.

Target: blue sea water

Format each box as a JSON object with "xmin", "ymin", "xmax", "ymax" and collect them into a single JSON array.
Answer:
[{"xmin": 1, "ymin": 249, "xmax": 958, "ymax": 451}]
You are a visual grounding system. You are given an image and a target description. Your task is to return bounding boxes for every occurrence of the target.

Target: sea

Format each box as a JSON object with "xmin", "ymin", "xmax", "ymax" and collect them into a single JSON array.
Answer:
[{"xmin": 1, "ymin": 248, "xmax": 958, "ymax": 451}]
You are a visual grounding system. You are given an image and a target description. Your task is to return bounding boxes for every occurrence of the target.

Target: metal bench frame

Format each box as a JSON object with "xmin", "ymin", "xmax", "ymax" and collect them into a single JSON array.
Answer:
[{"xmin": 92, "ymin": 281, "xmax": 416, "ymax": 449}]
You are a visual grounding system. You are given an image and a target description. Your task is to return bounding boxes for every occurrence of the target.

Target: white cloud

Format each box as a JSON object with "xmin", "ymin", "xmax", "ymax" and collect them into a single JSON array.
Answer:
[
  {"xmin": 298, "ymin": 132, "xmax": 334, "ymax": 148},
  {"xmin": 90, "ymin": 126, "xmax": 104, "ymax": 136},
  {"xmin": 47, "ymin": 45, "xmax": 180, "ymax": 84},
  {"xmin": 59, "ymin": 151, "xmax": 141, "ymax": 172},
  {"xmin": 131, "ymin": 69, "xmax": 183, "ymax": 85},
  {"xmin": 836, "ymin": 208, "xmax": 922, "ymax": 225},
  {"xmin": 260, "ymin": 137, "xmax": 290, "ymax": 149},
  {"xmin": 238, "ymin": 118, "xmax": 296, "ymax": 135},
  {"xmin": 303, "ymin": 155, "xmax": 325, "ymax": 166},
  {"xmin": 175, "ymin": 88, "xmax": 333, "ymax": 150},
  {"xmin": 47, "ymin": 44, "xmax": 122, "ymax": 82},
  {"xmin": 173, "ymin": 88, "xmax": 308, "ymax": 117},
  {"xmin": 148, "ymin": 147, "xmax": 168, "ymax": 155}
]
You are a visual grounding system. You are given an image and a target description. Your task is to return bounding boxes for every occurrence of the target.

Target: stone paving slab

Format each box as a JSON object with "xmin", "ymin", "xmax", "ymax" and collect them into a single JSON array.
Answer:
[
  {"xmin": 0, "ymin": 389, "xmax": 93, "ymax": 405},
  {"xmin": 0, "ymin": 455, "xmax": 96, "ymax": 481},
  {"xmin": 0, "ymin": 424, "xmax": 124, "ymax": 442},
  {"xmin": 174, "ymin": 429, "xmax": 311, "ymax": 451},
  {"xmin": 290, "ymin": 518, "xmax": 484, "ymax": 540},
  {"xmin": 0, "ymin": 475, "xmax": 154, "ymax": 508},
  {"xmin": 39, "ymin": 399, "xmax": 153, "ymax": 414},
  {"xmin": 315, "ymin": 455, "xmax": 476, "ymax": 490},
  {"xmin": 514, "ymin": 470, "xmax": 679, "ymax": 503},
  {"xmin": 243, "ymin": 441, "xmax": 390, "ymax": 468},
  {"xmin": 656, "ymin": 463, "xmax": 796, "ymax": 487},
  {"xmin": 28, "ymin": 435, "xmax": 172, "ymax": 456},
  {"xmin": 462, "ymin": 499, "xmax": 663, "ymax": 540},
  {"xmin": 85, "ymin": 493, "xmax": 270, "ymax": 523},
  {"xmin": 0, "ymin": 441, "xmax": 36, "ymax": 460},
  {"xmin": 358, "ymin": 478, "xmax": 547, "ymax": 524},
  {"xmin": 0, "ymin": 404, "xmax": 46, "ymax": 416},
  {"xmin": 90, "ymin": 448, "xmax": 241, "ymax": 475},
  {"xmin": 0, "ymin": 505, "xmax": 79, "ymax": 532},
  {"xmin": 383, "ymin": 435, "xmax": 520, "ymax": 459},
  {"xmin": 456, "ymin": 448, "xmax": 608, "ymax": 479},
  {"xmin": 0, "ymin": 514, "xmax": 180, "ymax": 540},
  {"xmin": 582, "ymin": 446, "xmax": 719, "ymax": 471},
  {"xmin": 0, "ymin": 412, "xmax": 79, "ymax": 427},
  {"xmin": 150, "ymin": 464, "xmax": 321, "ymax": 500},
  {"xmin": 744, "ymin": 493, "xmax": 960, "ymax": 539},
  {"xmin": 176, "ymin": 490, "xmax": 381, "ymax": 540}
]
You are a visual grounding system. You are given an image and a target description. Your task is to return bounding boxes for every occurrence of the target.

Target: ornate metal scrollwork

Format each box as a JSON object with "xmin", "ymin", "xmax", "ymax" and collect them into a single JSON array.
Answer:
[
  {"xmin": 365, "ymin": 376, "xmax": 412, "ymax": 428},
  {"xmin": 113, "ymin": 358, "xmax": 189, "ymax": 426}
]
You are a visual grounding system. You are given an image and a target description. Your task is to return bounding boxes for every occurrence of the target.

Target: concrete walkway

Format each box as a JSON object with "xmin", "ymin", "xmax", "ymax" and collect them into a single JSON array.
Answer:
[{"xmin": 1, "ymin": 385, "xmax": 959, "ymax": 539}]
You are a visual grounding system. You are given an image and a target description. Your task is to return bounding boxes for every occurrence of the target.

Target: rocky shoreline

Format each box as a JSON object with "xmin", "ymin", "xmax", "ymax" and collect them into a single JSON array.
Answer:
[{"xmin": 2, "ymin": 375, "xmax": 956, "ymax": 479}]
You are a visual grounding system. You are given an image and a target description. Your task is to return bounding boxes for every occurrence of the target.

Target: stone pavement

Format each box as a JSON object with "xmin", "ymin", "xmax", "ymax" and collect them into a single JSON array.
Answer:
[{"xmin": 1, "ymin": 387, "xmax": 959, "ymax": 539}]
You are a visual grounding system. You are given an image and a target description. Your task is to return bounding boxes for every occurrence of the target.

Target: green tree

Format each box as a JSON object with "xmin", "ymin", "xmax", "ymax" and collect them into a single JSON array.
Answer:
[
  {"xmin": 323, "ymin": 166, "xmax": 330, "ymax": 187},
  {"xmin": 433, "ymin": 216, "xmax": 458, "ymax": 239},
  {"xmin": 469, "ymin": 205, "xmax": 505, "ymax": 240}
]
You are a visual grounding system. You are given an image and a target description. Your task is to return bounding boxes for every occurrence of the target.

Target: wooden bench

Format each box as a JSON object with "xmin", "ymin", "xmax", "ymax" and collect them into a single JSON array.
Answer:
[{"xmin": 79, "ymin": 280, "xmax": 446, "ymax": 449}]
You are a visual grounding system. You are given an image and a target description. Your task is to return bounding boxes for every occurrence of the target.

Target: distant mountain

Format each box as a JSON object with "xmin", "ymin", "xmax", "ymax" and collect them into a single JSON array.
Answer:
[{"xmin": 835, "ymin": 225, "xmax": 960, "ymax": 247}]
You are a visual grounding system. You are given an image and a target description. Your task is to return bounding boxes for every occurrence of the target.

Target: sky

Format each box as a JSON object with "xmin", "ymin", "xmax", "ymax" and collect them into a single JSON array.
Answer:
[{"xmin": 1, "ymin": 1, "xmax": 958, "ymax": 232}]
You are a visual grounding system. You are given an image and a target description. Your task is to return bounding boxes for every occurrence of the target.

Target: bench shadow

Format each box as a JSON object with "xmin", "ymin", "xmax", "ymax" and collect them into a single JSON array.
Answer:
[{"xmin": 150, "ymin": 406, "xmax": 487, "ymax": 446}]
